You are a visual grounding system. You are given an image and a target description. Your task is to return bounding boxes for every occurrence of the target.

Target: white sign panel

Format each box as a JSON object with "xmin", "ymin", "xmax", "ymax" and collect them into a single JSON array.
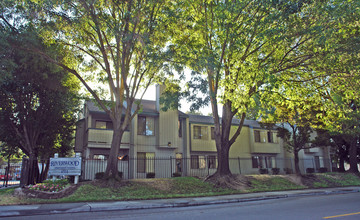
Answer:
[{"xmin": 48, "ymin": 157, "xmax": 81, "ymax": 176}]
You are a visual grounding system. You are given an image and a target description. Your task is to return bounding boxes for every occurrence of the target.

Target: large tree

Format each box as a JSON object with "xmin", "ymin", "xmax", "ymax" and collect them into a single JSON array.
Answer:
[
  {"xmin": 0, "ymin": 27, "xmax": 80, "ymax": 184},
  {"xmin": 13, "ymin": 0, "xmax": 172, "ymax": 179},
  {"xmin": 169, "ymin": 0, "xmax": 334, "ymax": 180}
]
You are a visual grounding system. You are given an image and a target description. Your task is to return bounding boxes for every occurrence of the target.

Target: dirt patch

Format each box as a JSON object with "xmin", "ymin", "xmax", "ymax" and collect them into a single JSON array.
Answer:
[
  {"xmin": 14, "ymin": 184, "xmax": 81, "ymax": 199},
  {"xmin": 283, "ymin": 174, "xmax": 305, "ymax": 186},
  {"xmin": 206, "ymin": 174, "xmax": 250, "ymax": 190}
]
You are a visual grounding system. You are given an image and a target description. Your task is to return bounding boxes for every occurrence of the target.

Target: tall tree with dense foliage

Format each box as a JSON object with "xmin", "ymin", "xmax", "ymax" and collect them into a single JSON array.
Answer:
[
  {"xmin": 0, "ymin": 26, "xmax": 80, "ymax": 184},
  {"xmin": 266, "ymin": 0, "xmax": 360, "ymax": 173},
  {"xmin": 14, "ymin": 0, "xmax": 172, "ymax": 179},
  {"xmin": 169, "ymin": 0, "xmax": 336, "ymax": 180}
]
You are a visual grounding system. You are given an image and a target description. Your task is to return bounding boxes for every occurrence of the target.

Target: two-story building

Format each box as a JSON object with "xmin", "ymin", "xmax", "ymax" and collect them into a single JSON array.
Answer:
[{"xmin": 75, "ymin": 85, "xmax": 332, "ymax": 180}]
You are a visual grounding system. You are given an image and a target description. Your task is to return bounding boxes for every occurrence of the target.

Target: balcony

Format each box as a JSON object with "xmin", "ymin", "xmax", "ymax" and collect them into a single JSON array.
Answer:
[
  {"xmin": 251, "ymin": 142, "xmax": 281, "ymax": 154},
  {"xmin": 87, "ymin": 128, "xmax": 130, "ymax": 149}
]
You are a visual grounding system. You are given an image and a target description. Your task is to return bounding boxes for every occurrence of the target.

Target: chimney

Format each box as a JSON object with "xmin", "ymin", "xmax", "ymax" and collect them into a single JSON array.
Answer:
[{"xmin": 156, "ymin": 84, "xmax": 160, "ymax": 112}]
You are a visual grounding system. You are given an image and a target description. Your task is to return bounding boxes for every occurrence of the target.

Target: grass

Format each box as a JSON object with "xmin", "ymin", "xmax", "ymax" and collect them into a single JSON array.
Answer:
[
  {"xmin": 307, "ymin": 173, "xmax": 360, "ymax": 188},
  {"xmin": 247, "ymin": 176, "xmax": 306, "ymax": 192},
  {"xmin": 1, "ymin": 173, "xmax": 360, "ymax": 205}
]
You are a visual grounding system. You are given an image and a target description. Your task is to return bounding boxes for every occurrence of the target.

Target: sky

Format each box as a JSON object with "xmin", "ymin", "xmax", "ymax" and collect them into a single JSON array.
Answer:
[{"xmin": 141, "ymin": 84, "xmax": 213, "ymax": 115}]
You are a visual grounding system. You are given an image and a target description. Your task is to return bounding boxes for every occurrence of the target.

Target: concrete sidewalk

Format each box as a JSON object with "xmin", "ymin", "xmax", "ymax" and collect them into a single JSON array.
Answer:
[{"xmin": 1, "ymin": 186, "xmax": 359, "ymax": 217}]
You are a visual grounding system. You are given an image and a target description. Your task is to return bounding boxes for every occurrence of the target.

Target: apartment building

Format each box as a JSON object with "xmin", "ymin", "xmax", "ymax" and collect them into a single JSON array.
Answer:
[{"xmin": 75, "ymin": 85, "xmax": 331, "ymax": 179}]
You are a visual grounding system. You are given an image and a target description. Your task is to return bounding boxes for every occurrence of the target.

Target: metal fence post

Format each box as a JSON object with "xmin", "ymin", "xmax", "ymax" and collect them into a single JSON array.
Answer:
[
  {"xmin": 170, "ymin": 156, "xmax": 172, "ymax": 177},
  {"xmin": 238, "ymin": 157, "xmax": 241, "ymax": 174},
  {"xmin": 128, "ymin": 157, "xmax": 130, "ymax": 180}
]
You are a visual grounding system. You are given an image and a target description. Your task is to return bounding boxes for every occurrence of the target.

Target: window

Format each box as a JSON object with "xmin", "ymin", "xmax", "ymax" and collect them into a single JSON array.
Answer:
[
  {"xmin": 252, "ymin": 156, "xmax": 262, "ymax": 168},
  {"xmin": 211, "ymin": 127, "xmax": 215, "ymax": 140},
  {"xmin": 137, "ymin": 152, "xmax": 155, "ymax": 173},
  {"xmin": 254, "ymin": 130, "xmax": 261, "ymax": 142},
  {"xmin": 178, "ymin": 119, "xmax": 182, "ymax": 137},
  {"xmin": 199, "ymin": 156, "xmax": 206, "ymax": 169},
  {"xmin": 267, "ymin": 131, "xmax": 278, "ymax": 143},
  {"xmin": 93, "ymin": 154, "xmax": 107, "ymax": 160},
  {"xmin": 193, "ymin": 126, "xmax": 208, "ymax": 139},
  {"xmin": 95, "ymin": 120, "xmax": 113, "ymax": 129},
  {"xmin": 208, "ymin": 156, "xmax": 217, "ymax": 169},
  {"xmin": 191, "ymin": 155, "xmax": 212, "ymax": 169},
  {"xmin": 191, "ymin": 155, "xmax": 199, "ymax": 169},
  {"xmin": 267, "ymin": 131, "xmax": 273, "ymax": 143},
  {"xmin": 176, "ymin": 153, "xmax": 182, "ymax": 173},
  {"xmin": 252, "ymin": 155, "xmax": 276, "ymax": 168},
  {"xmin": 137, "ymin": 116, "xmax": 155, "ymax": 136}
]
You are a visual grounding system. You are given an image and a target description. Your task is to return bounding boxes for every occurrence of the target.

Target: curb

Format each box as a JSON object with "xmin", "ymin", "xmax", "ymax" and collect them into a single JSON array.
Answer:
[{"xmin": 1, "ymin": 187, "xmax": 359, "ymax": 217}]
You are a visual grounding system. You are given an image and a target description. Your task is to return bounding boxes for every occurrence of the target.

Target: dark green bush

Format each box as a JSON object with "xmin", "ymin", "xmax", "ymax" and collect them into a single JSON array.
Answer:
[
  {"xmin": 319, "ymin": 167, "xmax": 328, "ymax": 173},
  {"xmin": 271, "ymin": 168, "xmax": 280, "ymax": 175},
  {"xmin": 172, "ymin": 172, "xmax": 182, "ymax": 177},
  {"xmin": 146, "ymin": 172, "xmax": 155, "ymax": 178},
  {"xmin": 95, "ymin": 172, "xmax": 123, "ymax": 179},
  {"xmin": 284, "ymin": 168, "xmax": 293, "ymax": 174},
  {"xmin": 259, "ymin": 168, "xmax": 268, "ymax": 174},
  {"xmin": 306, "ymin": 168, "xmax": 315, "ymax": 174},
  {"xmin": 95, "ymin": 172, "xmax": 105, "ymax": 179}
]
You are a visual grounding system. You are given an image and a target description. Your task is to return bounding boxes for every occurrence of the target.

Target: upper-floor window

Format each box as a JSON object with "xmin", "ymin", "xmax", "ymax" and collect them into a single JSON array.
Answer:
[
  {"xmin": 95, "ymin": 120, "xmax": 113, "ymax": 129},
  {"xmin": 178, "ymin": 119, "xmax": 182, "ymax": 137},
  {"xmin": 267, "ymin": 131, "xmax": 278, "ymax": 143},
  {"xmin": 211, "ymin": 127, "xmax": 215, "ymax": 140},
  {"xmin": 254, "ymin": 130, "xmax": 261, "ymax": 142},
  {"xmin": 193, "ymin": 125, "xmax": 208, "ymax": 140},
  {"xmin": 138, "ymin": 116, "xmax": 155, "ymax": 136}
]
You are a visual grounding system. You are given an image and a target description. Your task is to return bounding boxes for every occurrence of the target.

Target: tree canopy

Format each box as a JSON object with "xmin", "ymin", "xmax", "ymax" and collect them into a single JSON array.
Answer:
[
  {"xmin": 10, "ymin": 0, "xmax": 175, "ymax": 178},
  {"xmin": 0, "ymin": 25, "xmax": 80, "ymax": 183}
]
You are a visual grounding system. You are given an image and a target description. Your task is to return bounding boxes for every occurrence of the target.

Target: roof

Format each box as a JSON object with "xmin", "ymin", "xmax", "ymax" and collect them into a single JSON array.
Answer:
[
  {"xmin": 188, "ymin": 114, "xmax": 276, "ymax": 129},
  {"xmin": 86, "ymin": 99, "xmax": 158, "ymax": 115}
]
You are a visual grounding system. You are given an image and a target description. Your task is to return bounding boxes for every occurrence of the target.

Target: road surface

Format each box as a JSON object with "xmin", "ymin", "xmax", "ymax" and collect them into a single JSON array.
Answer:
[{"xmin": 3, "ymin": 192, "xmax": 360, "ymax": 220}]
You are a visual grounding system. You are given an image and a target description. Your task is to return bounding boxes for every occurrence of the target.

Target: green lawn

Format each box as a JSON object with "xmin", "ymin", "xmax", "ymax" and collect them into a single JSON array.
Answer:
[{"xmin": 1, "ymin": 173, "xmax": 359, "ymax": 206}]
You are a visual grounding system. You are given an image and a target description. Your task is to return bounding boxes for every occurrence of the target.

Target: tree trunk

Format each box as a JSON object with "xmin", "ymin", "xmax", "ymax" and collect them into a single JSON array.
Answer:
[
  {"xmin": 216, "ymin": 143, "xmax": 231, "ymax": 176},
  {"xmin": 294, "ymin": 150, "xmax": 301, "ymax": 175},
  {"xmin": 104, "ymin": 127, "xmax": 124, "ymax": 179},
  {"xmin": 348, "ymin": 141, "xmax": 359, "ymax": 173},
  {"xmin": 213, "ymin": 102, "xmax": 236, "ymax": 177},
  {"xmin": 5, "ymin": 156, "xmax": 11, "ymax": 187},
  {"xmin": 338, "ymin": 156, "xmax": 346, "ymax": 172},
  {"xmin": 27, "ymin": 152, "xmax": 39, "ymax": 185}
]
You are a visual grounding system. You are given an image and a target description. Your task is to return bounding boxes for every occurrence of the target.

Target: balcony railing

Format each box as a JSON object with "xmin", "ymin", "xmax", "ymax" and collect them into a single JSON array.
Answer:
[{"xmin": 87, "ymin": 128, "xmax": 130, "ymax": 147}]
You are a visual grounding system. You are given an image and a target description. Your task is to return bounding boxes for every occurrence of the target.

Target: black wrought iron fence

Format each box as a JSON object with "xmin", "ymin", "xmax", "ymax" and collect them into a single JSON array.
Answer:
[
  {"xmin": 0, "ymin": 161, "xmax": 22, "ymax": 187},
  {"xmin": 81, "ymin": 157, "xmax": 335, "ymax": 181}
]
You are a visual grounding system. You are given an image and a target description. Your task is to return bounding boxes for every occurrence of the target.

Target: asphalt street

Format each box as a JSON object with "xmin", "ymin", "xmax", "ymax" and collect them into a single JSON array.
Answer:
[
  {"xmin": 0, "ymin": 186, "xmax": 360, "ymax": 219},
  {"xmin": 2, "ymin": 192, "xmax": 360, "ymax": 220}
]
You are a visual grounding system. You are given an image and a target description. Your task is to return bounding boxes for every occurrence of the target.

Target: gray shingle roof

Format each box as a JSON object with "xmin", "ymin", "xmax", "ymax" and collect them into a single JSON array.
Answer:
[
  {"xmin": 188, "ymin": 114, "xmax": 274, "ymax": 129},
  {"xmin": 86, "ymin": 99, "xmax": 158, "ymax": 115}
]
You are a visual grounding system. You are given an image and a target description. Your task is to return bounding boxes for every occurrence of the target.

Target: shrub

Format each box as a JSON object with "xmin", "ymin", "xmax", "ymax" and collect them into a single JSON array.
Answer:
[
  {"xmin": 172, "ymin": 172, "xmax": 182, "ymax": 177},
  {"xmin": 319, "ymin": 167, "xmax": 328, "ymax": 173},
  {"xmin": 146, "ymin": 172, "xmax": 155, "ymax": 178},
  {"xmin": 271, "ymin": 168, "xmax": 280, "ymax": 175},
  {"xmin": 284, "ymin": 168, "xmax": 293, "ymax": 174},
  {"xmin": 306, "ymin": 168, "xmax": 315, "ymax": 174},
  {"xmin": 95, "ymin": 172, "xmax": 123, "ymax": 179},
  {"xmin": 95, "ymin": 172, "xmax": 105, "ymax": 179},
  {"xmin": 259, "ymin": 168, "xmax": 268, "ymax": 174}
]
